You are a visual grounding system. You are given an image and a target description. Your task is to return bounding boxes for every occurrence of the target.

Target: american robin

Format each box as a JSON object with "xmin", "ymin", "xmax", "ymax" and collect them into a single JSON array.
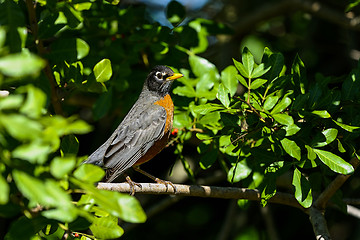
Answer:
[{"xmin": 84, "ymin": 65, "xmax": 183, "ymax": 193}]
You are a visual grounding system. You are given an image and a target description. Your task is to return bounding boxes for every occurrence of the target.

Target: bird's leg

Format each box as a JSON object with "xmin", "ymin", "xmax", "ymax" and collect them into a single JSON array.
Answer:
[
  {"xmin": 133, "ymin": 166, "xmax": 177, "ymax": 193},
  {"xmin": 124, "ymin": 174, "xmax": 142, "ymax": 196}
]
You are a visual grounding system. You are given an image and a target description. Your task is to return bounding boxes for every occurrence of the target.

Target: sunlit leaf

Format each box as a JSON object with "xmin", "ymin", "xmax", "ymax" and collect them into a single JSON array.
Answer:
[
  {"xmin": 90, "ymin": 216, "xmax": 124, "ymax": 239},
  {"xmin": 93, "ymin": 59, "xmax": 112, "ymax": 83},
  {"xmin": 292, "ymin": 168, "xmax": 312, "ymax": 208},
  {"xmin": 250, "ymin": 78, "xmax": 267, "ymax": 90},
  {"xmin": 280, "ymin": 138, "xmax": 301, "ymax": 160},
  {"xmin": 0, "ymin": 52, "xmax": 45, "ymax": 77},
  {"xmin": 227, "ymin": 161, "xmax": 252, "ymax": 183},
  {"xmin": 216, "ymin": 84, "xmax": 230, "ymax": 108},
  {"xmin": 270, "ymin": 97, "xmax": 291, "ymax": 114},
  {"xmin": 333, "ymin": 120, "xmax": 360, "ymax": 132},
  {"xmin": 242, "ymin": 47, "xmax": 254, "ymax": 77},
  {"xmin": 73, "ymin": 164, "xmax": 105, "ymax": 183},
  {"xmin": 313, "ymin": 149, "xmax": 354, "ymax": 174},
  {"xmin": 220, "ymin": 65, "xmax": 238, "ymax": 96}
]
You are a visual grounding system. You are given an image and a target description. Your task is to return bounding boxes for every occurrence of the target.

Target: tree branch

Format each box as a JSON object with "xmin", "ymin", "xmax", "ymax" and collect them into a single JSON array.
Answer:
[
  {"xmin": 315, "ymin": 157, "xmax": 360, "ymax": 210},
  {"xmin": 97, "ymin": 182, "xmax": 304, "ymax": 210},
  {"xmin": 309, "ymin": 207, "xmax": 331, "ymax": 240},
  {"xmin": 25, "ymin": 0, "xmax": 63, "ymax": 115}
]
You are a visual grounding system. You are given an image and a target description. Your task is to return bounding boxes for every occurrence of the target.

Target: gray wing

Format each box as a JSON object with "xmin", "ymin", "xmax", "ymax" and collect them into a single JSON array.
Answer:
[{"xmin": 84, "ymin": 103, "xmax": 167, "ymax": 182}]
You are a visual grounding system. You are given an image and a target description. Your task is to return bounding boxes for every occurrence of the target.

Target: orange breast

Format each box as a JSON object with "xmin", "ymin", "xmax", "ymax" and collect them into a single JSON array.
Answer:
[{"xmin": 134, "ymin": 94, "xmax": 174, "ymax": 166}]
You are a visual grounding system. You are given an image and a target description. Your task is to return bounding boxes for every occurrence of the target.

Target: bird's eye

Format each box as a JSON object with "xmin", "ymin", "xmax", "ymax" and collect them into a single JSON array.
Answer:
[{"xmin": 156, "ymin": 72, "xmax": 163, "ymax": 79}]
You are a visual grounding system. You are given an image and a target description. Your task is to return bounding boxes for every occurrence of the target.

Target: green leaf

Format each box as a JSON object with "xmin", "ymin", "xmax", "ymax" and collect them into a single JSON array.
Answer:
[
  {"xmin": 313, "ymin": 128, "xmax": 338, "ymax": 147},
  {"xmin": 261, "ymin": 177, "xmax": 277, "ymax": 207},
  {"xmin": 337, "ymin": 139, "xmax": 346, "ymax": 153},
  {"xmin": 73, "ymin": 178, "xmax": 146, "ymax": 223},
  {"xmin": 313, "ymin": 149, "xmax": 354, "ymax": 174},
  {"xmin": 199, "ymin": 149, "xmax": 218, "ymax": 169},
  {"xmin": 216, "ymin": 84, "xmax": 230, "ymax": 108},
  {"xmin": 74, "ymin": 164, "xmax": 105, "ymax": 183},
  {"xmin": 272, "ymin": 113, "xmax": 294, "ymax": 126},
  {"xmin": 4, "ymin": 216, "xmax": 47, "ymax": 240},
  {"xmin": 270, "ymin": 97, "xmax": 291, "ymax": 114},
  {"xmin": 60, "ymin": 134, "xmax": 80, "ymax": 155},
  {"xmin": 252, "ymin": 63, "xmax": 271, "ymax": 78},
  {"xmin": 90, "ymin": 216, "xmax": 124, "ymax": 239},
  {"xmin": 0, "ymin": 114, "xmax": 42, "ymax": 141},
  {"xmin": 263, "ymin": 96, "xmax": 279, "ymax": 111},
  {"xmin": 93, "ymin": 59, "xmax": 112, "ymax": 83},
  {"xmin": 173, "ymin": 85, "xmax": 196, "ymax": 98},
  {"xmin": 76, "ymin": 38, "xmax": 90, "ymax": 59},
  {"xmin": 19, "ymin": 85, "xmax": 46, "ymax": 118},
  {"xmin": 305, "ymin": 145, "xmax": 316, "ymax": 161},
  {"xmin": 227, "ymin": 161, "xmax": 252, "ymax": 183},
  {"xmin": 333, "ymin": 120, "xmax": 360, "ymax": 132},
  {"xmin": 0, "ymin": 174, "xmax": 9, "ymax": 204},
  {"xmin": 188, "ymin": 19, "xmax": 209, "ymax": 54},
  {"xmin": 284, "ymin": 124, "xmax": 301, "ymax": 136},
  {"xmin": 50, "ymin": 156, "xmax": 77, "ymax": 179},
  {"xmin": 192, "ymin": 103, "xmax": 224, "ymax": 115},
  {"xmin": 263, "ymin": 50, "xmax": 284, "ymax": 81},
  {"xmin": 199, "ymin": 111, "xmax": 221, "ymax": 128},
  {"xmin": 63, "ymin": 4, "xmax": 83, "ymax": 28},
  {"xmin": 280, "ymin": 138, "xmax": 301, "ymax": 160},
  {"xmin": 220, "ymin": 65, "xmax": 238, "ymax": 96},
  {"xmin": 250, "ymin": 79, "xmax": 267, "ymax": 90},
  {"xmin": 242, "ymin": 47, "xmax": 254, "ymax": 77},
  {"xmin": 0, "ymin": 52, "xmax": 45, "ymax": 77},
  {"xmin": 291, "ymin": 54, "xmax": 307, "ymax": 94},
  {"xmin": 292, "ymin": 168, "xmax": 312, "ymax": 208},
  {"xmin": 236, "ymin": 74, "xmax": 248, "ymax": 87},
  {"xmin": 233, "ymin": 59, "xmax": 249, "ymax": 78},
  {"xmin": 220, "ymin": 112, "xmax": 240, "ymax": 128},
  {"xmin": 0, "ymin": 95, "xmax": 23, "ymax": 110},
  {"xmin": 189, "ymin": 55, "xmax": 217, "ymax": 78},
  {"xmin": 12, "ymin": 142, "xmax": 52, "ymax": 164},
  {"xmin": 312, "ymin": 110, "xmax": 331, "ymax": 118},
  {"xmin": 173, "ymin": 112, "xmax": 192, "ymax": 129},
  {"xmin": 342, "ymin": 69, "xmax": 360, "ymax": 101},
  {"xmin": 49, "ymin": 38, "xmax": 89, "ymax": 62},
  {"xmin": 13, "ymin": 170, "xmax": 74, "ymax": 210}
]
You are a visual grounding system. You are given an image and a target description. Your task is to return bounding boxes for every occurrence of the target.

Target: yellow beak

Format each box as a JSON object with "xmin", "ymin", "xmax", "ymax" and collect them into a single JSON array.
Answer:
[{"xmin": 166, "ymin": 73, "xmax": 183, "ymax": 81}]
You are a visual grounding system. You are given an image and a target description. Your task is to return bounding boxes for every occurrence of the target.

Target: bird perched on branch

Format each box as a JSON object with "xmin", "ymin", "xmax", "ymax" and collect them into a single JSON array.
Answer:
[{"xmin": 84, "ymin": 65, "xmax": 183, "ymax": 194}]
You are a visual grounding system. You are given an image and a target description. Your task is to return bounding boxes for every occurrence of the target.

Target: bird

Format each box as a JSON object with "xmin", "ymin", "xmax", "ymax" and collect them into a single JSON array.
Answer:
[{"xmin": 84, "ymin": 65, "xmax": 183, "ymax": 194}]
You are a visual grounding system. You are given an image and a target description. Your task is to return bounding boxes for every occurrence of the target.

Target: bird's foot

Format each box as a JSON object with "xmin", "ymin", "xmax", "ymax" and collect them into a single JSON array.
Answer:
[
  {"xmin": 125, "ymin": 176, "xmax": 142, "ymax": 196},
  {"xmin": 154, "ymin": 178, "xmax": 177, "ymax": 194}
]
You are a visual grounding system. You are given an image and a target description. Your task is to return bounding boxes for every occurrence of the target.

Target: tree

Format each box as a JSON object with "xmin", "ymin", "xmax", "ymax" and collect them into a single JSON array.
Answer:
[{"xmin": 0, "ymin": 0, "xmax": 359, "ymax": 239}]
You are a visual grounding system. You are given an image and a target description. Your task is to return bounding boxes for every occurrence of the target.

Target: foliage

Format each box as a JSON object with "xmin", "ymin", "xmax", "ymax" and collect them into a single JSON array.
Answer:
[
  {"xmin": 173, "ymin": 47, "xmax": 360, "ymax": 208},
  {"xmin": 0, "ymin": 0, "xmax": 359, "ymax": 239}
]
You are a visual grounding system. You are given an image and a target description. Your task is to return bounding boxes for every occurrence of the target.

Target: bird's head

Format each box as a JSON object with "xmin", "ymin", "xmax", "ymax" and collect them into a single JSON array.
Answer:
[{"xmin": 145, "ymin": 65, "xmax": 183, "ymax": 96}]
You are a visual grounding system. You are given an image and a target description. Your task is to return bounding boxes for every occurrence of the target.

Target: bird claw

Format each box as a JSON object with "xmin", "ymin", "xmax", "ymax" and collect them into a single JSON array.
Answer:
[
  {"xmin": 125, "ymin": 176, "xmax": 142, "ymax": 196},
  {"xmin": 154, "ymin": 178, "xmax": 177, "ymax": 193}
]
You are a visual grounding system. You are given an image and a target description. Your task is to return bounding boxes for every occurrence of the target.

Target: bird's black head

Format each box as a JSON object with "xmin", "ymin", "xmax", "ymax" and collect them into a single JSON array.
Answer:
[{"xmin": 144, "ymin": 65, "xmax": 183, "ymax": 97}]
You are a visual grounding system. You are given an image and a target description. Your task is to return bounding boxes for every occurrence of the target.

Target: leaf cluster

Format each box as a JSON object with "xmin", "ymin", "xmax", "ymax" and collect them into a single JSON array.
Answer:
[{"xmin": 173, "ymin": 47, "xmax": 360, "ymax": 208}]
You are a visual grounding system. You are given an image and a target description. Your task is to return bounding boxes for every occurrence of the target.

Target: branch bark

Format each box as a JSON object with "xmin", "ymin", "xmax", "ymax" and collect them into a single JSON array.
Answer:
[
  {"xmin": 309, "ymin": 207, "xmax": 331, "ymax": 240},
  {"xmin": 25, "ymin": 0, "xmax": 63, "ymax": 115},
  {"xmin": 97, "ymin": 182, "xmax": 304, "ymax": 210}
]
